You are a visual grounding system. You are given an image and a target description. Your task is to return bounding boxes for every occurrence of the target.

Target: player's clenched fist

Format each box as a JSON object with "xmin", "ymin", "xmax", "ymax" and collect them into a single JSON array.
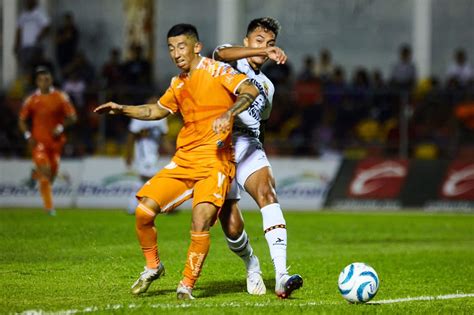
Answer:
[
  {"xmin": 212, "ymin": 111, "xmax": 232, "ymax": 134},
  {"xmin": 265, "ymin": 47, "xmax": 287, "ymax": 65},
  {"xmin": 94, "ymin": 102, "xmax": 124, "ymax": 115}
]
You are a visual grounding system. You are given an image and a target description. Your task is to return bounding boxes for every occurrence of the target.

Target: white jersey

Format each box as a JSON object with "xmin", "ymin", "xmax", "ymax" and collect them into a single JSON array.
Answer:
[
  {"xmin": 233, "ymin": 58, "xmax": 274, "ymax": 138},
  {"xmin": 128, "ymin": 118, "xmax": 168, "ymax": 177},
  {"xmin": 214, "ymin": 45, "xmax": 275, "ymax": 138}
]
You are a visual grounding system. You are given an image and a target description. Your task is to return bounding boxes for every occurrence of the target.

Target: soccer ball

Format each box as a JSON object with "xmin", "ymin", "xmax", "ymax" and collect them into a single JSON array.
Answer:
[{"xmin": 338, "ymin": 262, "xmax": 379, "ymax": 303}]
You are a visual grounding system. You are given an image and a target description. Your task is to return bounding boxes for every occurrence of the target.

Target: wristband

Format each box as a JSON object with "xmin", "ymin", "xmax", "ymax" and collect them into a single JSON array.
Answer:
[
  {"xmin": 54, "ymin": 124, "xmax": 64, "ymax": 134},
  {"xmin": 24, "ymin": 131, "xmax": 32, "ymax": 140}
]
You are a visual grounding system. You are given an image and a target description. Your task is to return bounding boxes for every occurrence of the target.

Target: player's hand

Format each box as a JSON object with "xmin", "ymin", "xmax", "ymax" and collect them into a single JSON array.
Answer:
[
  {"xmin": 212, "ymin": 111, "xmax": 232, "ymax": 134},
  {"xmin": 52, "ymin": 124, "xmax": 64, "ymax": 137},
  {"xmin": 93, "ymin": 102, "xmax": 124, "ymax": 115},
  {"xmin": 265, "ymin": 47, "xmax": 287, "ymax": 64}
]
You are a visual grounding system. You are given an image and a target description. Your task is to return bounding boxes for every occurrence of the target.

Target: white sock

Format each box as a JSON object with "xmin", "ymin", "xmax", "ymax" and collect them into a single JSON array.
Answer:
[
  {"xmin": 261, "ymin": 203, "xmax": 287, "ymax": 277},
  {"xmin": 226, "ymin": 231, "xmax": 261, "ymax": 274}
]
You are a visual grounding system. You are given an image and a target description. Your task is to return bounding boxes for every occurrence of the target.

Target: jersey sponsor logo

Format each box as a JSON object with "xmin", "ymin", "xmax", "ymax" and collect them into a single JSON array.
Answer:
[
  {"xmin": 348, "ymin": 159, "xmax": 409, "ymax": 199},
  {"xmin": 440, "ymin": 161, "xmax": 474, "ymax": 199}
]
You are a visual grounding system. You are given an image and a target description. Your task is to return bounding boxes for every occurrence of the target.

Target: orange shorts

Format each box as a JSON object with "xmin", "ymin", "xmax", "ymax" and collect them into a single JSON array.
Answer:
[
  {"xmin": 136, "ymin": 159, "xmax": 235, "ymax": 213},
  {"xmin": 32, "ymin": 143, "xmax": 62, "ymax": 176}
]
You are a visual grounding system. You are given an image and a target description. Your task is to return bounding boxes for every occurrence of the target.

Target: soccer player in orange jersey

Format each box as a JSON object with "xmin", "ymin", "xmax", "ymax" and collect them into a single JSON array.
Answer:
[
  {"xmin": 19, "ymin": 67, "xmax": 77, "ymax": 216},
  {"xmin": 94, "ymin": 24, "xmax": 259, "ymax": 300}
]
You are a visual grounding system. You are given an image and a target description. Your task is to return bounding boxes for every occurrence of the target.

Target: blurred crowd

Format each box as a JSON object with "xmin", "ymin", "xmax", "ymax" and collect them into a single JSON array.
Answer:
[{"xmin": 1, "ymin": 0, "xmax": 473, "ymax": 159}]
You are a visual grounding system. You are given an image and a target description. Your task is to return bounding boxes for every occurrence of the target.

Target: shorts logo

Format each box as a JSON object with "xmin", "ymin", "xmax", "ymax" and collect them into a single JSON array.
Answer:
[{"xmin": 217, "ymin": 172, "xmax": 225, "ymax": 188}]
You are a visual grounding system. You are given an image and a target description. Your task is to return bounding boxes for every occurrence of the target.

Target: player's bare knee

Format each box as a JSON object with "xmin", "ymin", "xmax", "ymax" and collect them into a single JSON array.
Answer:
[{"xmin": 255, "ymin": 186, "xmax": 278, "ymax": 208}]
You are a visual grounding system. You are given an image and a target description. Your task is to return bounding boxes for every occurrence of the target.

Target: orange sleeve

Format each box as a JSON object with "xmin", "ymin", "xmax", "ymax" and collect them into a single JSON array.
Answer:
[
  {"xmin": 217, "ymin": 63, "xmax": 248, "ymax": 95},
  {"xmin": 158, "ymin": 78, "xmax": 179, "ymax": 113},
  {"xmin": 19, "ymin": 96, "xmax": 33, "ymax": 120},
  {"xmin": 59, "ymin": 91, "xmax": 76, "ymax": 116}
]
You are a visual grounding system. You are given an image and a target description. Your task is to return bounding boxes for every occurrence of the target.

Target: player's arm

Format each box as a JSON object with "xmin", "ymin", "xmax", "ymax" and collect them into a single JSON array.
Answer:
[
  {"xmin": 213, "ymin": 80, "xmax": 259, "ymax": 134},
  {"xmin": 93, "ymin": 102, "xmax": 170, "ymax": 121},
  {"xmin": 214, "ymin": 45, "xmax": 287, "ymax": 64}
]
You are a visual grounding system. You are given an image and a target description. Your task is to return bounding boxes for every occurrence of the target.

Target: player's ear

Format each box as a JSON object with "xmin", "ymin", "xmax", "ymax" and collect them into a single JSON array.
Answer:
[
  {"xmin": 243, "ymin": 37, "xmax": 249, "ymax": 47},
  {"xmin": 194, "ymin": 41, "xmax": 203, "ymax": 54}
]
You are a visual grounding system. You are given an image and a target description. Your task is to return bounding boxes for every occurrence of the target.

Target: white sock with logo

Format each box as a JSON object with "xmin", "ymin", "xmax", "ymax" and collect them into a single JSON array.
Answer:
[
  {"xmin": 261, "ymin": 203, "xmax": 287, "ymax": 277},
  {"xmin": 226, "ymin": 230, "xmax": 261, "ymax": 274}
]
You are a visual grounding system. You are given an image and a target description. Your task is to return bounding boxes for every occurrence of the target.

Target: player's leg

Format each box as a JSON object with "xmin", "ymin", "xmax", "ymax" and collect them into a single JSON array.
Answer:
[
  {"xmin": 244, "ymin": 167, "xmax": 303, "ymax": 298},
  {"xmin": 177, "ymin": 167, "xmax": 232, "ymax": 300},
  {"xmin": 132, "ymin": 173, "xmax": 194, "ymax": 295},
  {"xmin": 33, "ymin": 146, "xmax": 55, "ymax": 215},
  {"xmin": 219, "ymin": 197, "xmax": 266, "ymax": 295},
  {"xmin": 127, "ymin": 175, "xmax": 149, "ymax": 215},
  {"xmin": 131, "ymin": 196, "xmax": 165, "ymax": 294}
]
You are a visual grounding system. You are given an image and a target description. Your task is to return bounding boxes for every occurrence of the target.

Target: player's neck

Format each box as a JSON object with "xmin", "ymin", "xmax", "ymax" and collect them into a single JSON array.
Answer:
[
  {"xmin": 188, "ymin": 55, "xmax": 203, "ymax": 74},
  {"xmin": 39, "ymin": 87, "xmax": 52, "ymax": 95},
  {"xmin": 246, "ymin": 58, "xmax": 262, "ymax": 73}
]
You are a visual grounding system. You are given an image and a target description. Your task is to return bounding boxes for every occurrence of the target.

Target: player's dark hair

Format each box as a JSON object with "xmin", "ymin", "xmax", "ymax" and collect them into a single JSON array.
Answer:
[
  {"xmin": 167, "ymin": 23, "xmax": 199, "ymax": 41},
  {"xmin": 247, "ymin": 17, "xmax": 281, "ymax": 37}
]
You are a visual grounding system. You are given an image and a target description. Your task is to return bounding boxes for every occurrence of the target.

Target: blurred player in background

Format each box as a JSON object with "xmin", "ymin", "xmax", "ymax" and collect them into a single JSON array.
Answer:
[
  {"xmin": 125, "ymin": 97, "xmax": 168, "ymax": 215},
  {"xmin": 214, "ymin": 17, "xmax": 303, "ymax": 298},
  {"xmin": 94, "ymin": 23, "xmax": 258, "ymax": 299},
  {"xmin": 19, "ymin": 66, "xmax": 77, "ymax": 216}
]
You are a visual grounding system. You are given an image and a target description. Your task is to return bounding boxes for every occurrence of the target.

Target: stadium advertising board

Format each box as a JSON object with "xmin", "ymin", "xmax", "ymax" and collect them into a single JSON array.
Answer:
[
  {"xmin": 75, "ymin": 157, "xmax": 146, "ymax": 208},
  {"xmin": 0, "ymin": 160, "xmax": 82, "ymax": 207},
  {"xmin": 424, "ymin": 160, "xmax": 474, "ymax": 212},
  {"xmin": 347, "ymin": 159, "xmax": 409, "ymax": 199},
  {"xmin": 439, "ymin": 160, "xmax": 474, "ymax": 200},
  {"xmin": 238, "ymin": 158, "xmax": 341, "ymax": 211},
  {"xmin": 0, "ymin": 157, "xmax": 340, "ymax": 210},
  {"xmin": 327, "ymin": 158, "xmax": 409, "ymax": 210}
]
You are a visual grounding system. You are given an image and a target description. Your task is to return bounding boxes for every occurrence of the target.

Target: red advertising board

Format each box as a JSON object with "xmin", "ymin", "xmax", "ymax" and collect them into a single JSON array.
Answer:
[
  {"xmin": 347, "ymin": 159, "xmax": 409, "ymax": 199},
  {"xmin": 440, "ymin": 160, "xmax": 474, "ymax": 200}
]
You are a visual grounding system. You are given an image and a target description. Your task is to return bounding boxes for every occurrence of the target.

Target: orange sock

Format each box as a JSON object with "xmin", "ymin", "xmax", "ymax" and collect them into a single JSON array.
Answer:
[
  {"xmin": 182, "ymin": 231, "xmax": 211, "ymax": 288},
  {"xmin": 39, "ymin": 178, "xmax": 53, "ymax": 210},
  {"xmin": 135, "ymin": 203, "xmax": 160, "ymax": 269}
]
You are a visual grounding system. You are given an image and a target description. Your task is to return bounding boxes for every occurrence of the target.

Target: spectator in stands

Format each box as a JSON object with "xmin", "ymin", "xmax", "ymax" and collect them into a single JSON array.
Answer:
[
  {"xmin": 55, "ymin": 12, "xmax": 79, "ymax": 71},
  {"xmin": 14, "ymin": 0, "xmax": 50, "ymax": 74},
  {"xmin": 313, "ymin": 48, "xmax": 334, "ymax": 82},
  {"xmin": 102, "ymin": 48, "xmax": 123, "ymax": 90},
  {"xmin": 63, "ymin": 71, "xmax": 86, "ymax": 109},
  {"xmin": 390, "ymin": 44, "xmax": 417, "ymax": 91},
  {"xmin": 122, "ymin": 44, "xmax": 152, "ymax": 86},
  {"xmin": 63, "ymin": 51, "xmax": 96, "ymax": 85},
  {"xmin": 446, "ymin": 48, "xmax": 473, "ymax": 86},
  {"xmin": 294, "ymin": 55, "xmax": 323, "ymax": 154}
]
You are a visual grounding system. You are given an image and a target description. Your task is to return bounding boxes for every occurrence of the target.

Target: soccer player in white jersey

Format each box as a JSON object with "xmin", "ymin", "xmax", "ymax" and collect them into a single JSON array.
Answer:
[
  {"xmin": 125, "ymin": 98, "xmax": 168, "ymax": 214},
  {"xmin": 213, "ymin": 17, "xmax": 303, "ymax": 299}
]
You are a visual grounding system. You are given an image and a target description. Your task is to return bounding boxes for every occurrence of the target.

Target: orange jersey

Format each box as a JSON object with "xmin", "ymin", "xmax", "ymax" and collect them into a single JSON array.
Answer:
[
  {"xmin": 20, "ymin": 88, "xmax": 76, "ymax": 147},
  {"xmin": 158, "ymin": 57, "xmax": 248, "ymax": 167}
]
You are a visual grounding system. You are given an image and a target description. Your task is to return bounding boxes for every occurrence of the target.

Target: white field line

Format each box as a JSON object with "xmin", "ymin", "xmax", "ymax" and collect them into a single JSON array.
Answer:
[
  {"xmin": 367, "ymin": 293, "xmax": 474, "ymax": 304},
  {"xmin": 16, "ymin": 293, "xmax": 474, "ymax": 315}
]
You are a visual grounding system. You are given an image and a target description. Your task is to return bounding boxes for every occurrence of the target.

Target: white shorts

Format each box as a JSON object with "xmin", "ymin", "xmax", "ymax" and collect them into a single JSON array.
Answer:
[
  {"xmin": 226, "ymin": 134, "xmax": 271, "ymax": 200},
  {"xmin": 134, "ymin": 156, "xmax": 160, "ymax": 178}
]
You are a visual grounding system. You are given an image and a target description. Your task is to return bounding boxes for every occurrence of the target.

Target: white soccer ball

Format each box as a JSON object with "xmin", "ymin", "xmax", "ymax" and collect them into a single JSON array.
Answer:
[{"xmin": 338, "ymin": 262, "xmax": 379, "ymax": 303}]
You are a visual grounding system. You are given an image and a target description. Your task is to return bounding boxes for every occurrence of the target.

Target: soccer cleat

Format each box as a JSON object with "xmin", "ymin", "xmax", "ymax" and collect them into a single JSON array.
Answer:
[
  {"xmin": 131, "ymin": 263, "xmax": 165, "ymax": 295},
  {"xmin": 275, "ymin": 274, "xmax": 303, "ymax": 299},
  {"xmin": 47, "ymin": 209, "xmax": 57, "ymax": 216},
  {"xmin": 247, "ymin": 271, "xmax": 266, "ymax": 295},
  {"xmin": 176, "ymin": 281, "xmax": 195, "ymax": 300}
]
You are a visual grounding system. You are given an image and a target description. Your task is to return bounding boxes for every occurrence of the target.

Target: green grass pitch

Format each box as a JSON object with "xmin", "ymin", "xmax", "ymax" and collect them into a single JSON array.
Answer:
[{"xmin": 1, "ymin": 209, "xmax": 473, "ymax": 314}]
